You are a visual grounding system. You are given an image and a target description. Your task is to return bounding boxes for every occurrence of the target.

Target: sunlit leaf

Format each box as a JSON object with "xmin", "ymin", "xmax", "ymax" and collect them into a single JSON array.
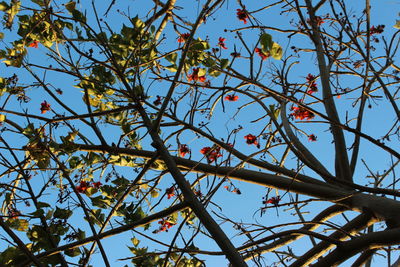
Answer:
[
  {"xmin": 394, "ymin": 20, "xmax": 400, "ymax": 29},
  {"xmin": 65, "ymin": 1, "xmax": 76, "ymax": 12},
  {"xmin": 54, "ymin": 207, "xmax": 72, "ymax": 219},
  {"xmin": 65, "ymin": 248, "xmax": 81, "ymax": 257},
  {"xmin": 260, "ymin": 33, "xmax": 273, "ymax": 53},
  {"xmin": 270, "ymin": 42, "xmax": 283, "ymax": 60},
  {"xmin": 7, "ymin": 219, "xmax": 29, "ymax": 232},
  {"xmin": 165, "ymin": 52, "xmax": 177, "ymax": 64},
  {"xmin": 220, "ymin": 58, "xmax": 230, "ymax": 69},
  {"xmin": 164, "ymin": 64, "xmax": 178, "ymax": 72}
]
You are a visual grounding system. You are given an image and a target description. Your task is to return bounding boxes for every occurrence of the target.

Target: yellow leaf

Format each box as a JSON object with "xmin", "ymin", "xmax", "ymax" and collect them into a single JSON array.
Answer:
[
  {"xmin": 394, "ymin": 20, "xmax": 400, "ymax": 29},
  {"xmin": 150, "ymin": 190, "xmax": 159, "ymax": 198},
  {"xmin": 271, "ymin": 42, "xmax": 283, "ymax": 60},
  {"xmin": 0, "ymin": 114, "xmax": 5, "ymax": 122}
]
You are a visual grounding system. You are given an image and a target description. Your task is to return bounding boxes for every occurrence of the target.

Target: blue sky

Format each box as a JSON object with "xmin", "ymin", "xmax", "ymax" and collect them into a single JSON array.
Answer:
[{"xmin": 1, "ymin": 0, "xmax": 400, "ymax": 266}]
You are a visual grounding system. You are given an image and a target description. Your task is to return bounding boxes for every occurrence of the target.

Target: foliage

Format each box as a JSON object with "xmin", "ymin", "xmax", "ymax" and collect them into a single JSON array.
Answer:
[{"xmin": 0, "ymin": 0, "xmax": 400, "ymax": 266}]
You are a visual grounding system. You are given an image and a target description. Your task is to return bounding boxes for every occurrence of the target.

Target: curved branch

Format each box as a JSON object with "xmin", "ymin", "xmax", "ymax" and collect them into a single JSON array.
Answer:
[
  {"xmin": 243, "ymin": 205, "xmax": 347, "ymax": 261},
  {"xmin": 291, "ymin": 213, "xmax": 375, "ymax": 267},
  {"xmin": 24, "ymin": 202, "xmax": 189, "ymax": 264},
  {"xmin": 0, "ymin": 218, "xmax": 45, "ymax": 267},
  {"xmin": 314, "ymin": 227, "xmax": 400, "ymax": 267},
  {"xmin": 304, "ymin": 0, "xmax": 352, "ymax": 183},
  {"xmin": 75, "ymin": 144, "xmax": 400, "ymax": 225}
]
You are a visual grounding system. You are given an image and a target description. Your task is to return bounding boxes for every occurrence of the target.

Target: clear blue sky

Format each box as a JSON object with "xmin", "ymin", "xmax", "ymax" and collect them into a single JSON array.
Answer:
[{"xmin": 1, "ymin": 0, "xmax": 400, "ymax": 266}]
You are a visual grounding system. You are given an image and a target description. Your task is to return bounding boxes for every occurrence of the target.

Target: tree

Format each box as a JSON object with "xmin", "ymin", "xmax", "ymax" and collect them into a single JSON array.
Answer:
[{"xmin": 0, "ymin": 0, "xmax": 399, "ymax": 266}]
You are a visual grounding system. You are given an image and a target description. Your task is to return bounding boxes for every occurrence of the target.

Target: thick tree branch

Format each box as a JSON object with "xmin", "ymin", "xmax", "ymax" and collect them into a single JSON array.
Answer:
[
  {"xmin": 0, "ymin": 217, "xmax": 45, "ymax": 267},
  {"xmin": 291, "ymin": 213, "xmax": 375, "ymax": 267},
  {"xmin": 26, "ymin": 202, "xmax": 188, "ymax": 263},
  {"xmin": 304, "ymin": 0, "xmax": 352, "ymax": 183},
  {"xmin": 314, "ymin": 227, "xmax": 400, "ymax": 267}
]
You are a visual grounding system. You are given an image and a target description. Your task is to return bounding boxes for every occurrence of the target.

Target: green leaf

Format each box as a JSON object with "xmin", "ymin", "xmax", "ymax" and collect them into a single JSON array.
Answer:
[
  {"xmin": 202, "ymin": 57, "xmax": 216, "ymax": 67},
  {"xmin": 76, "ymin": 229, "xmax": 85, "ymax": 240},
  {"xmin": 260, "ymin": 33, "xmax": 273, "ymax": 53},
  {"xmin": 65, "ymin": 1, "xmax": 76, "ymax": 13},
  {"xmin": 112, "ymin": 176, "xmax": 130, "ymax": 186},
  {"xmin": 131, "ymin": 237, "xmax": 140, "ymax": 247},
  {"xmin": 71, "ymin": 9, "xmax": 86, "ymax": 23},
  {"xmin": 29, "ymin": 208, "xmax": 44, "ymax": 218},
  {"xmin": 131, "ymin": 207, "xmax": 146, "ymax": 221},
  {"xmin": 208, "ymin": 68, "xmax": 221, "ymax": 77},
  {"xmin": 164, "ymin": 64, "xmax": 177, "ymax": 72},
  {"xmin": 269, "ymin": 104, "xmax": 280, "ymax": 120},
  {"xmin": 270, "ymin": 42, "xmax": 283, "ymax": 60},
  {"xmin": 151, "ymin": 160, "xmax": 167, "ymax": 170},
  {"xmin": 132, "ymin": 16, "xmax": 144, "ymax": 29},
  {"xmin": 190, "ymin": 39, "xmax": 210, "ymax": 51},
  {"xmin": 87, "ymin": 209, "xmax": 105, "ymax": 226},
  {"xmin": 31, "ymin": 0, "xmax": 46, "ymax": 6},
  {"xmin": 197, "ymin": 68, "xmax": 206, "ymax": 77},
  {"xmin": 36, "ymin": 157, "xmax": 50, "ymax": 169},
  {"xmin": 220, "ymin": 58, "xmax": 230, "ymax": 69},
  {"xmin": 150, "ymin": 189, "xmax": 159, "ymax": 198},
  {"xmin": 91, "ymin": 196, "xmax": 112, "ymax": 209},
  {"xmin": 5, "ymin": 0, "xmax": 20, "ymax": 29},
  {"xmin": 65, "ymin": 248, "xmax": 81, "ymax": 257},
  {"xmin": 37, "ymin": 202, "xmax": 50, "ymax": 208},
  {"xmin": 69, "ymin": 156, "xmax": 82, "ymax": 169},
  {"xmin": 0, "ymin": 246, "xmax": 27, "ymax": 266},
  {"xmin": 54, "ymin": 207, "xmax": 72, "ymax": 219},
  {"xmin": 0, "ymin": 2, "xmax": 9, "ymax": 11},
  {"xmin": 165, "ymin": 53, "xmax": 177, "ymax": 64},
  {"xmin": 85, "ymin": 187, "xmax": 98, "ymax": 196}
]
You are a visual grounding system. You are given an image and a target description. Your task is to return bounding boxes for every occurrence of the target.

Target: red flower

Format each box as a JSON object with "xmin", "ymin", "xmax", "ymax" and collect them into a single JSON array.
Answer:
[
  {"xmin": 244, "ymin": 134, "xmax": 260, "ymax": 148},
  {"xmin": 187, "ymin": 68, "xmax": 206, "ymax": 83},
  {"xmin": 232, "ymin": 188, "xmax": 242, "ymax": 195},
  {"xmin": 166, "ymin": 186, "xmax": 175, "ymax": 199},
  {"xmin": 307, "ymin": 16, "xmax": 325, "ymax": 26},
  {"xmin": 225, "ymin": 94, "xmax": 239, "ymax": 101},
  {"xmin": 178, "ymin": 33, "xmax": 190, "ymax": 43},
  {"xmin": 254, "ymin": 47, "xmax": 269, "ymax": 60},
  {"xmin": 218, "ymin": 37, "xmax": 227, "ymax": 49},
  {"xmin": 76, "ymin": 181, "xmax": 90, "ymax": 193},
  {"xmin": 8, "ymin": 210, "xmax": 21, "ymax": 219},
  {"xmin": 236, "ymin": 8, "xmax": 248, "ymax": 24},
  {"xmin": 153, "ymin": 218, "xmax": 176, "ymax": 233},
  {"xmin": 225, "ymin": 185, "xmax": 241, "ymax": 194},
  {"xmin": 40, "ymin": 101, "xmax": 51, "ymax": 114},
  {"xmin": 369, "ymin": 25, "xmax": 385, "ymax": 35},
  {"xmin": 153, "ymin": 95, "xmax": 162, "ymax": 106},
  {"xmin": 263, "ymin": 196, "xmax": 281, "ymax": 205},
  {"xmin": 198, "ymin": 76, "xmax": 206, "ymax": 83},
  {"xmin": 179, "ymin": 144, "xmax": 190, "ymax": 157},
  {"xmin": 93, "ymin": 181, "xmax": 102, "ymax": 188},
  {"xmin": 290, "ymin": 106, "xmax": 315, "ymax": 120},
  {"xmin": 308, "ymin": 83, "xmax": 318, "ymax": 94},
  {"xmin": 308, "ymin": 134, "xmax": 317, "ymax": 142},
  {"xmin": 28, "ymin": 40, "xmax": 39, "ymax": 48},
  {"xmin": 306, "ymin": 74, "xmax": 316, "ymax": 83},
  {"xmin": 306, "ymin": 74, "xmax": 318, "ymax": 94},
  {"xmin": 200, "ymin": 146, "xmax": 222, "ymax": 163}
]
